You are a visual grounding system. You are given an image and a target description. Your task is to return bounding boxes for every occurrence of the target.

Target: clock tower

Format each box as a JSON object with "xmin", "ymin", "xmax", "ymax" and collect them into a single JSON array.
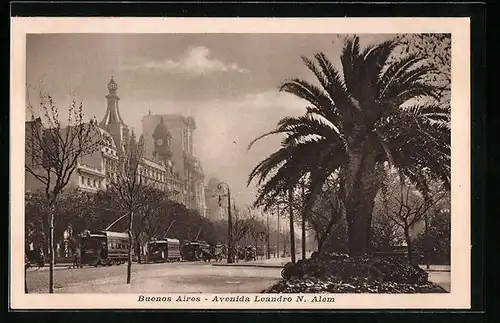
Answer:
[{"xmin": 152, "ymin": 117, "xmax": 173, "ymax": 162}]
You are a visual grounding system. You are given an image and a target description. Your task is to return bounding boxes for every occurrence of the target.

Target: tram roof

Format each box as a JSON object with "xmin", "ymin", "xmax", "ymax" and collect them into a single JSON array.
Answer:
[
  {"xmin": 150, "ymin": 238, "xmax": 180, "ymax": 244},
  {"xmin": 101, "ymin": 231, "xmax": 129, "ymax": 239}
]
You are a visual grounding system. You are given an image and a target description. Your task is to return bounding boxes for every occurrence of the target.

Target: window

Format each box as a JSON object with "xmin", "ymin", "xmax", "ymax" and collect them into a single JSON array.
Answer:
[
  {"xmin": 93, "ymin": 179, "xmax": 96, "ymax": 187},
  {"xmin": 87, "ymin": 178, "xmax": 91, "ymax": 186}
]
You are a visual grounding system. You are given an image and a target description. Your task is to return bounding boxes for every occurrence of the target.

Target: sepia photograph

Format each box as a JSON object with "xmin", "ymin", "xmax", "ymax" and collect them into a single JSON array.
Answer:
[{"xmin": 10, "ymin": 17, "xmax": 470, "ymax": 309}]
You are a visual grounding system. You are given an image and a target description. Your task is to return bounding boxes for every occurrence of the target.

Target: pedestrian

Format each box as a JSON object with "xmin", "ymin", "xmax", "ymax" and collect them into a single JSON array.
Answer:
[{"xmin": 73, "ymin": 246, "xmax": 82, "ymax": 268}]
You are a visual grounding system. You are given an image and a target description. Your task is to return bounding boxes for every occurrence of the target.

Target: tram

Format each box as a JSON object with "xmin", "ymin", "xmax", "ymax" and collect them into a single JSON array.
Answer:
[
  {"xmin": 80, "ymin": 230, "xmax": 129, "ymax": 266},
  {"xmin": 181, "ymin": 240, "xmax": 210, "ymax": 261},
  {"xmin": 147, "ymin": 238, "xmax": 182, "ymax": 263}
]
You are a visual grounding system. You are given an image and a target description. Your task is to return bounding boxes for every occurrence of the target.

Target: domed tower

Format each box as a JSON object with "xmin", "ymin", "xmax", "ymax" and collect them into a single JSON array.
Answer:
[
  {"xmin": 152, "ymin": 117, "xmax": 173, "ymax": 164},
  {"xmin": 99, "ymin": 76, "xmax": 129, "ymax": 153}
]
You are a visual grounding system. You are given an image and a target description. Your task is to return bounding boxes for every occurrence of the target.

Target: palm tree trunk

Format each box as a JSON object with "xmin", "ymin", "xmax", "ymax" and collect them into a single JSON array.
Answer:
[
  {"xmin": 317, "ymin": 233, "xmax": 324, "ymax": 253},
  {"xmin": 344, "ymin": 139, "xmax": 380, "ymax": 256},
  {"xmin": 301, "ymin": 182, "xmax": 306, "ymax": 259}
]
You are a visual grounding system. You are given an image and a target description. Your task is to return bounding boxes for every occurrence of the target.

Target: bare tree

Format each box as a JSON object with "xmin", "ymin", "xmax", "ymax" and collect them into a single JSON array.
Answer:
[
  {"xmin": 246, "ymin": 213, "xmax": 267, "ymax": 260},
  {"xmin": 306, "ymin": 176, "xmax": 345, "ymax": 253},
  {"xmin": 25, "ymin": 94, "xmax": 100, "ymax": 293},
  {"xmin": 135, "ymin": 188, "xmax": 176, "ymax": 263},
  {"xmin": 381, "ymin": 175, "xmax": 447, "ymax": 262},
  {"xmin": 106, "ymin": 132, "xmax": 155, "ymax": 284}
]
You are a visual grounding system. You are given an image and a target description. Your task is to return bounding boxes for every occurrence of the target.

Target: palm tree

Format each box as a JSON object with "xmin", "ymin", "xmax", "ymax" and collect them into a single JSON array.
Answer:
[{"xmin": 248, "ymin": 35, "xmax": 450, "ymax": 256}]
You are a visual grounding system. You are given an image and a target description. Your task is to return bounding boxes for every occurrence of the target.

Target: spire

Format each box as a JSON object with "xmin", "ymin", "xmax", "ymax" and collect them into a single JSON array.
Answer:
[
  {"xmin": 108, "ymin": 76, "xmax": 118, "ymax": 94},
  {"xmin": 100, "ymin": 76, "xmax": 126, "ymax": 128}
]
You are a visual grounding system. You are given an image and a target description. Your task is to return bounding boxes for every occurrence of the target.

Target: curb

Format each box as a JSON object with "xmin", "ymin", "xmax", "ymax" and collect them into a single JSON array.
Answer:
[{"xmin": 212, "ymin": 263, "xmax": 284, "ymax": 269}]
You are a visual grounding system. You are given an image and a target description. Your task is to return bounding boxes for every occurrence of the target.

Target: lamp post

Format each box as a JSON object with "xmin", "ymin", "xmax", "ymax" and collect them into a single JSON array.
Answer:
[
  {"xmin": 266, "ymin": 212, "xmax": 271, "ymax": 259},
  {"xmin": 276, "ymin": 203, "xmax": 280, "ymax": 258},
  {"xmin": 217, "ymin": 182, "xmax": 233, "ymax": 263}
]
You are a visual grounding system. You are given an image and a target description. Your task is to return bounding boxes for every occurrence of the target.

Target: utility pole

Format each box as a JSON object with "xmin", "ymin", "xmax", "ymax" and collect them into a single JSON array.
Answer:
[
  {"xmin": 234, "ymin": 204, "xmax": 239, "ymax": 263},
  {"xmin": 266, "ymin": 212, "xmax": 270, "ymax": 259},
  {"xmin": 301, "ymin": 180, "xmax": 306, "ymax": 260},
  {"xmin": 217, "ymin": 182, "xmax": 233, "ymax": 263},
  {"xmin": 289, "ymin": 187, "xmax": 296, "ymax": 264},
  {"xmin": 425, "ymin": 212, "xmax": 430, "ymax": 269},
  {"xmin": 276, "ymin": 203, "xmax": 280, "ymax": 258}
]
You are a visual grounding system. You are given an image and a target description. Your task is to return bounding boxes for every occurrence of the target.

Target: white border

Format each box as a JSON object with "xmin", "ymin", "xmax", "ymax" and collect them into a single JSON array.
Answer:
[{"xmin": 10, "ymin": 17, "xmax": 471, "ymax": 309}]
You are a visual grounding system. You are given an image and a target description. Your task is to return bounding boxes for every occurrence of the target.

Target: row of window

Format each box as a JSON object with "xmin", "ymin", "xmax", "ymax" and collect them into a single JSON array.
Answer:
[
  {"xmin": 140, "ymin": 167, "xmax": 167, "ymax": 182},
  {"xmin": 182, "ymin": 128, "xmax": 192, "ymax": 154},
  {"xmin": 104, "ymin": 158, "xmax": 118, "ymax": 171},
  {"xmin": 109, "ymin": 240, "xmax": 128, "ymax": 250},
  {"xmin": 103, "ymin": 147, "xmax": 117, "ymax": 156},
  {"xmin": 80, "ymin": 175, "xmax": 102, "ymax": 189}
]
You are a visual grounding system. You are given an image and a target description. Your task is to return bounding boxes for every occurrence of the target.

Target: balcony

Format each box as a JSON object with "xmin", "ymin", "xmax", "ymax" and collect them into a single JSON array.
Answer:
[{"xmin": 78, "ymin": 163, "xmax": 105, "ymax": 177}]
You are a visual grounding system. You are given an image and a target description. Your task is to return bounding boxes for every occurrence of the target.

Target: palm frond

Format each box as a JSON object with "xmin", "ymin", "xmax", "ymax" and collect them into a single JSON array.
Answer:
[
  {"xmin": 340, "ymin": 35, "xmax": 361, "ymax": 94},
  {"xmin": 379, "ymin": 54, "xmax": 424, "ymax": 98},
  {"xmin": 313, "ymin": 52, "xmax": 350, "ymax": 113},
  {"xmin": 279, "ymin": 78, "xmax": 335, "ymax": 116}
]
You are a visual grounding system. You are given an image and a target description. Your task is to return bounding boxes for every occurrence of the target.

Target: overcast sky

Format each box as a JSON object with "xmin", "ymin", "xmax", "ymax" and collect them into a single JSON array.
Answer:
[{"xmin": 26, "ymin": 33, "xmax": 391, "ymax": 207}]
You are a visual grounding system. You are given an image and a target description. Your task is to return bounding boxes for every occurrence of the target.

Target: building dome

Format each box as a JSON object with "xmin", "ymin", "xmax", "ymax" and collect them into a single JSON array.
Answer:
[{"xmin": 107, "ymin": 76, "xmax": 118, "ymax": 94}]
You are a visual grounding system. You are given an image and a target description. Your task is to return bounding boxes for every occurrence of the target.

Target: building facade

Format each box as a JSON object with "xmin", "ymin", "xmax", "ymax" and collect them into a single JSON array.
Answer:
[
  {"xmin": 25, "ymin": 77, "xmax": 185, "ymax": 205},
  {"xmin": 204, "ymin": 177, "xmax": 225, "ymax": 222},
  {"xmin": 142, "ymin": 113, "xmax": 206, "ymax": 217}
]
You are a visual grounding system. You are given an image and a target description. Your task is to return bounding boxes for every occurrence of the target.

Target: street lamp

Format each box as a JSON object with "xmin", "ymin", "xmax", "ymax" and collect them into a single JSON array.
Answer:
[
  {"xmin": 217, "ymin": 182, "xmax": 233, "ymax": 264},
  {"xmin": 266, "ymin": 212, "xmax": 271, "ymax": 259}
]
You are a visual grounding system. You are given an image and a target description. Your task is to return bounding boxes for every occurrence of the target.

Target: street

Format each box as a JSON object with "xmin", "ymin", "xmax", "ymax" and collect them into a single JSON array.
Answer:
[
  {"xmin": 26, "ymin": 260, "xmax": 282, "ymax": 293},
  {"xmin": 26, "ymin": 258, "xmax": 451, "ymax": 293}
]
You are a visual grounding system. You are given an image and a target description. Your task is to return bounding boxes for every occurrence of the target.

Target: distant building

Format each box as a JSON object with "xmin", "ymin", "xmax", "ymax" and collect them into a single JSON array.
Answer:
[
  {"xmin": 204, "ymin": 177, "xmax": 225, "ymax": 222},
  {"xmin": 25, "ymin": 77, "xmax": 185, "ymax": 204},
  {"xmin": 142, "ymin": 111, "xmax": 206, "ymax": 217}
]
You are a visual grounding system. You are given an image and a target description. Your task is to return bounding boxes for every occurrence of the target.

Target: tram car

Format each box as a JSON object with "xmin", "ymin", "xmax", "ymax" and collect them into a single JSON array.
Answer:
[
  {"xmin": 80, "ymin": 230, "xmax": 129, "ymax": 267},
  {"xmin": 181, "ymin": 240, "xmax": 210, "ymax": 261},
  {"xmin": 147, "ymin": 239, "xmax": 181, "ymax": 263},
  {"xmin": 200, "ymin": 243, "xmax": 224, "ymax": 262},
  {"xmin": 213, "ymin": 244, "xmax": 225, "ymax": 262}
]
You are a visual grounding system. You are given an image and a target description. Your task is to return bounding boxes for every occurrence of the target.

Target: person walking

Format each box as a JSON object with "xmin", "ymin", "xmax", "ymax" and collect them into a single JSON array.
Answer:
[{"xmin": 73, "ymin": 246, "xmax": 82, "ymax": 268}]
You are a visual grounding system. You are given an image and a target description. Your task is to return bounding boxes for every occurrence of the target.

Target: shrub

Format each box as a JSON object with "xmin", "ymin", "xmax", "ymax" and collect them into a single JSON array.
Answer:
[{"xmin": 268, "ymin": 252, "xmax": 445, "ymax": 293}]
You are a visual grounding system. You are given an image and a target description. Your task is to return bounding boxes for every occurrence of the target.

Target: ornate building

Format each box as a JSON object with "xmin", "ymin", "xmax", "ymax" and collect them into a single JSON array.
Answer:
[
  {"xmin": 25, "ymin": 77, "xmax": 184, "ymax": 204},
  {"xmin": 142, "ymin": 113, "xmax": 206, "ymax": 217}
]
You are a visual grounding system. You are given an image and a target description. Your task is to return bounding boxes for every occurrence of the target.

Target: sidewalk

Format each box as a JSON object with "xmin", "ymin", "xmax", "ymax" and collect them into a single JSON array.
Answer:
[
  {"xmin": 213, "ymin": 258, "xmax": 451, "ymax": 292},
  {"xmin": 212, "ymin": 257, "xmax": 289, "ymax": 269},
  {"xmin": 418, "ymin": 265, "xmax": 450, "ymax": 272}
]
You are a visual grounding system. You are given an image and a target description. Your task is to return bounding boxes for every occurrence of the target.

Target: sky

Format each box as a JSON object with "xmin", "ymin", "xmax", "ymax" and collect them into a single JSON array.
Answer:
[{"xmin": 26, "ymin": 33, "xmax": 391, "ymax": 207}]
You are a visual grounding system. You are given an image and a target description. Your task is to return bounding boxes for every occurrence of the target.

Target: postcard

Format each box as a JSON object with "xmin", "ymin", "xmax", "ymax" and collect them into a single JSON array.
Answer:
[{"xmin": 10, "ymin": 17, "xmax": 470, "ymax": 309}]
